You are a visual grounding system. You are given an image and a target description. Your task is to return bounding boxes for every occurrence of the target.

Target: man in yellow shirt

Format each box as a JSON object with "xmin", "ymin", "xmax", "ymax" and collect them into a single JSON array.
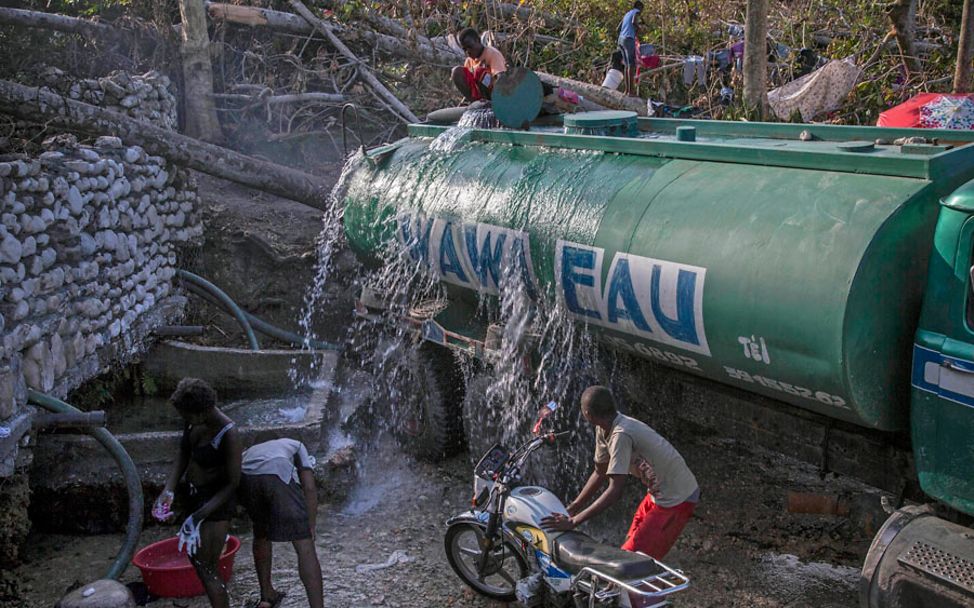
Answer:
[{"xmin": 451, "ymin": 28, "xmax": 507, "ymax": 102}]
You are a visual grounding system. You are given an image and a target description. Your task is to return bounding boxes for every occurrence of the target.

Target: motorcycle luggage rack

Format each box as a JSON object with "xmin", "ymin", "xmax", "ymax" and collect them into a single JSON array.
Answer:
[{"xmin": 573, "ymin": 557, "xmax": 689, "ymax": 608}]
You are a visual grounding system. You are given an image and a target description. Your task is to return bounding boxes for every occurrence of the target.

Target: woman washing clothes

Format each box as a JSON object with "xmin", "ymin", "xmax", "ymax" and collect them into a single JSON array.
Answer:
[{"xmin": 154, "ymin": 378, "xmax": 242, "ymax": 608}]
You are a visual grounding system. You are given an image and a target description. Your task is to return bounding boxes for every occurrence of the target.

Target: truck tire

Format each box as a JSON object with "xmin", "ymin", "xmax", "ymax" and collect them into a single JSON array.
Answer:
[{"xmin": 389, "ymin": 344, "xmax": 465, "ymax": 461}]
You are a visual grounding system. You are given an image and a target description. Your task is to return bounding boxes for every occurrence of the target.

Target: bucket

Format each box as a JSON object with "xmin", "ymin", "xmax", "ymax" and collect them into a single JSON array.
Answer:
[{"xmin": 132, "ymin": 535, "xmax": 241, "ymax": 598}]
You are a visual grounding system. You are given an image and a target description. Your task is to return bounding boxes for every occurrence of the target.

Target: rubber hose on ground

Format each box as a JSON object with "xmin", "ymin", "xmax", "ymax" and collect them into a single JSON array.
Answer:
[
  {"xmin": 27, "ymin": 390, "xmax": 143, "ymax": 580},
  {"xmin": 176, "ymin": 269, "xmax": 260, "ymax": 351},
  {"xmin": 182, "ymin": 279, "xmax": 341, "ymax": 351}
]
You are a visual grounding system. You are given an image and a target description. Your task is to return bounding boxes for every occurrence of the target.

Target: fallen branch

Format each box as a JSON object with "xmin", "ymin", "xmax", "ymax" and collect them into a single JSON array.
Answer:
[
  {"xmin": 213, "ymin": 91, "xmax": 346, "ymax": 105},
  {"xmin": 536, "ymin": 72, "xmax": 648, "ymax": 116},
  {"xmin": 0, "ymin": 6, "xmax": 115, "ymax": 38},
  {"xmin": 288, "ymin": 0, "xmax": 418, "ymax": 123},
  {"xmin": 0, "ymin": 79, "xmax": 331, "ymax": 209},
  {"xmin": 206, "ymin": 2, "xmax": 459, "ymax": 65}
]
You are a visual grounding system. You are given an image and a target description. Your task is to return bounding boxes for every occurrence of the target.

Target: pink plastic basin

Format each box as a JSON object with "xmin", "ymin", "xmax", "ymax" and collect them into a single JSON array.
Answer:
[{"xmin": 132, "ymin": 535, "xmax": 241, "ymax": 598}]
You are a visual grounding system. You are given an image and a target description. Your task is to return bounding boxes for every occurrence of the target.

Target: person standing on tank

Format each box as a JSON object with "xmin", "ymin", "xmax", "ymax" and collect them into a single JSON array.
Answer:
[
  {"xmin": 451, "ymin": 27, "xmax": 507, "ymax": 102},
  {"xmin": 154, "ymin": 378, "xmax": 242, "ymax": 608},
  {"xmin": 541, "ymin": 385, "xmax": 699, "ymax": 560},
  {"xmin": 617, "ymin": 1, "xmax": 644, "ymax": 96},
  {"xmin": 238, "ymin": 438, "xmax": 324, "ymax": 608}
]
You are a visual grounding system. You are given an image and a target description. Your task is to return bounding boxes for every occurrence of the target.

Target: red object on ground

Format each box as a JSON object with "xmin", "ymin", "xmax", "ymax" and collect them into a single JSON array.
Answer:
[
  {"xmin": 620, "ymin": 494, "xmax": 696, "ymax": 560},
  {"xmin": 877, "ymin": 93, "xmax": 974, "ymax": 128},
  {"xmin": 132, "ymin": 535, "xmax": 241, "ymax": 598}
]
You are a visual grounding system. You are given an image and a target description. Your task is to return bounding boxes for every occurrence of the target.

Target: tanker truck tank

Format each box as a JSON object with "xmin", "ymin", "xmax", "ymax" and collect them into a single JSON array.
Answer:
[
  {"xmin": 342, "ymin": 114, "xmax": 974, "ymax": 608},
  {"xmin": 343, "ymin": 118, "xmax": 974, "ymax": 432}
]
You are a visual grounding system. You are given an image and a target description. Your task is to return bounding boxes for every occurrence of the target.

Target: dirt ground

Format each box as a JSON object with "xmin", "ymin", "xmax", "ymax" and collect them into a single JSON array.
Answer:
[{"xmin": 14, "ymin": 406, "xmax": 881, "ymax": 608}]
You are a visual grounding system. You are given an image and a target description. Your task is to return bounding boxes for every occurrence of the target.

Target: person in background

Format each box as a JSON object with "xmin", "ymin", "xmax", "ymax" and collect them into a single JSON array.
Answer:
[
  {"xmin": 238, "ymin": 438, "xmax": 323, "ymax": 608},
  {"xmin": 541, "ymin": 386, "xmax": 699, "ymax": 560},
  {"xmin": 617, "ymin": 1, "xmax": 643, "ymax": 96},
  {"xmin": 451, "ymin": 27, "xmax": 507, "ymax": 102},
  {"xmin": 154, "ymin": 378, "xmax": 241, "ymax": 608},
  {"xmin": 602, "ymin": 49, "xmax": 626, "ymax": 90}
]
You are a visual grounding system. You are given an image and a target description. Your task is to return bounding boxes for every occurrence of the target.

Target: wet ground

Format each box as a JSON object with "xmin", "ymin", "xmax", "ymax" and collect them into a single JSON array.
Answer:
[{"xmin": 14, "ymin": 419, "xmax": 880, "ymax": 607}]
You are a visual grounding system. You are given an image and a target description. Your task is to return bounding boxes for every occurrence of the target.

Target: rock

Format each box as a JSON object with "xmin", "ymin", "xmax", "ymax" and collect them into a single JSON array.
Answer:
[
  {"xmin": 67, "ymin": 186, "xmax": 84, "ymax": 215},
  {"xmin": 21, "ymin": 236, "xmax": 36, "ymax": 258},
  {"xmin": 95, "ymin": 136, "xmax": 123, "ymax": 149},
  {"xmin": 0, "ymin": 233, "xmax": 22, "ymax": 264},
  {"xmin": 56, "ymin": 579, "xmax": 135, "ymax": 608}
]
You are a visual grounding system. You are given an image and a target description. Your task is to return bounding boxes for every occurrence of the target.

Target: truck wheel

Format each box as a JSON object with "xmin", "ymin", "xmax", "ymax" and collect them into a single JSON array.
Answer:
[{"xmin": 389, "ymin": 344, "xmax": 464, "ymax": 461}]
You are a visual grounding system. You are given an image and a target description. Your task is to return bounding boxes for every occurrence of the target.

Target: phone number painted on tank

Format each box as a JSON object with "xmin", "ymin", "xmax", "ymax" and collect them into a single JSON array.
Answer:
[
  {"xmin": 724, "ymin": 366, "xmax": 848, "ymax": 408},
  {"xmin": 601, "ymin": 334, "xmax": 701, "ymax": 371}
]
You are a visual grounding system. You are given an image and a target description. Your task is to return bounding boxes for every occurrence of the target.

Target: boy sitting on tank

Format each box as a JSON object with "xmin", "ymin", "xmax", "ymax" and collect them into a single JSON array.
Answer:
[{"xmin": 451, "ymin": 27, "xmax": 507, "ymax": 102}]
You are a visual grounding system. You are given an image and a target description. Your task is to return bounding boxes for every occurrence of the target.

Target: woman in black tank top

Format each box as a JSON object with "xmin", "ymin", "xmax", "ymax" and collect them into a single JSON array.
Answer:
[{"xmin": 156, "ymin": 378, "xmax": 241, "ymax": 608}]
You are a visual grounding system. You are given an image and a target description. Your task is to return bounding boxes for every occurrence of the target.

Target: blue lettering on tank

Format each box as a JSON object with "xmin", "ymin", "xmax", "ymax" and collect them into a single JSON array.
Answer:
[
  {"xmin": 464, "ymin": 226, "xmax": 506, "ymax": 289},
  {"xmin": 399, "ymin": 215, "xmax": 433, "ymax": 263},
  {"xmin": 560, "ymin": 245, "xmax": 601, "ymax": 320},
  {"xmin": 651, "ymin": 266, "xmax": 700, "ymax": 346},
  {"xmin": 606, "ymin": 258, "xmax": 651, "ymax": 332},
  {"xmin": 438, "ymin": 222, "xmax": 469, "ymax": 284}
]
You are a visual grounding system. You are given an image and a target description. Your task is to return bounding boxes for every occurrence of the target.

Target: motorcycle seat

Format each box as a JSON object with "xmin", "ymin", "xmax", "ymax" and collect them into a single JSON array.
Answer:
[{"xmin": 553, "ymin": 531, "xmax": 662, "ymax": 581}]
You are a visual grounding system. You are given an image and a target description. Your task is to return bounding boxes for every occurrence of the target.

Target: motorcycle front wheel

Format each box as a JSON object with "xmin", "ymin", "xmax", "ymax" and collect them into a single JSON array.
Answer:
[{"xmin": 444, "ymin": 523, "xmax": 529, "ymax": 601}]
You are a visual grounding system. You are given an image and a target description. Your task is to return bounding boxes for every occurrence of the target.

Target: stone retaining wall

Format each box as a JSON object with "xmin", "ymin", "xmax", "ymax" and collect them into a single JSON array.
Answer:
[{"xmin": 0, "ymin": 70, "xmax": 199, "ymax": 482}]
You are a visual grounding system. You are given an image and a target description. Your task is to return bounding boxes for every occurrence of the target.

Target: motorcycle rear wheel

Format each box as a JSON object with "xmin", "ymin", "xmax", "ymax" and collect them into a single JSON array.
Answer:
[{"xmin": 445, "ymin": 522, "xmax": 529, "ymax": 601}]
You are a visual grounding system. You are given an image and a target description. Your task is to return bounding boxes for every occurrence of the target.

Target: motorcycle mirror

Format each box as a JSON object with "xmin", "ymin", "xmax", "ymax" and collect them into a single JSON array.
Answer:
[{"xmin": 532, "ymin": 401, "xmax": 560, "ymax": 435}]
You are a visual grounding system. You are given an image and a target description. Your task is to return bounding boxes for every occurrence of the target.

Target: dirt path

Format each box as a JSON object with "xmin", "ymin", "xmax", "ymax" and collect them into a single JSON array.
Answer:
[{"xmin": 15, "ymin": 418, "xmax": 881, "ymax": 607}]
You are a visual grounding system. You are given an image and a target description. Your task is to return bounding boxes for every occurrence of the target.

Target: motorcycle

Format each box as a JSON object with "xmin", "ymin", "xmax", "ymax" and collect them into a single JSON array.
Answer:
[{"xmin": 444, "ymin": 403, "xmax": 689, "ymax": 607}]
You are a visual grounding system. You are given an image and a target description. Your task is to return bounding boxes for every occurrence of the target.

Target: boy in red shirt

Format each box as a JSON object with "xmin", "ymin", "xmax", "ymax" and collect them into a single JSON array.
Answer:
[{"xmin": 451, "ymin": 27, "xmax": 507, "ymax": 102}]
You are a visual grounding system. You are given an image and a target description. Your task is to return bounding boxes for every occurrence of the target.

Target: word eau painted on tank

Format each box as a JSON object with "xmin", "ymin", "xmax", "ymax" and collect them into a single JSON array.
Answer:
[
  {"xmin": 738, "ymin": 335, "xmax": 771, "ymax": 365},
  {"xmin": 396, "ymin": 214, "xmax": 537, "ymax": 296},
  {"xmin": 555, "ymin": 240, "xmax": 710, "ymax": 356},
  {"xmin": 724, "ymin": 366, "xmax": 848, "ymax": 408}
]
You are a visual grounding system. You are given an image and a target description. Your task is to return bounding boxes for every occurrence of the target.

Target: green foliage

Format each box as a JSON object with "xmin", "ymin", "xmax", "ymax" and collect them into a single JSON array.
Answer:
[{"xmin": 69, "ymin": 364, "xmax": 159, "ymax": 411}]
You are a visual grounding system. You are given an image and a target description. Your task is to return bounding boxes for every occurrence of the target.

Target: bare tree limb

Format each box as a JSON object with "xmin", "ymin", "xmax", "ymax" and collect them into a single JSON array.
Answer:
[
  {"xmin": 213, "ymin": 92, "xmax": 346, "ymax": 104},
  {"xmin": 178, "ymin": 0, "xmax": 224, "ymax": 143},
  {"xmin": 743, "ymin": 0, "xmax": 769, "ymax": 118},
  {"xmin": 0, "ymin": 6, "xmax": 115, "ymax": 38},
  {"xmin": 955, "ymin": 0, "xmax": 974, "ymax": 93},
  {"xmin": 887, "ymin": 0, "xmax": 921, "ymax": 77},
  {"xmin": 287, "ymin": 0, "xmax": 418, "ymax": 123},
  {"xmin": 0, "ymin": 79, "xmax": 331, "ymax": 209}
]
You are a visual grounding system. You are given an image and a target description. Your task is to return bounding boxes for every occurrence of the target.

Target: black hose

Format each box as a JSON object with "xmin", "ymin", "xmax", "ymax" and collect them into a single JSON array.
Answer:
[
  {"xmin": 181, "ymin": 276, "xmax": 341, "ymax": 351},
  {"xmin": 176, "ymin": 270, "xmax": 261, "ymax": 351},
  {"xmin": 27, "ymin": 390, "xmax": 143, "ymax": 580}
]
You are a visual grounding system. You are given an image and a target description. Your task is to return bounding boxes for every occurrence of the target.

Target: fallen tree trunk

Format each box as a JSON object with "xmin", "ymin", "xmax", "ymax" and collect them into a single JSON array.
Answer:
[
  {"xmin": 0, "ymin": 79, "xmax": 332, "ymax": 209},
  {"xmin": 0, "ymin": 6, "xmax": 115, "ymax": 38},
  {"xmin": 288, "ymin": 0, "xmax": 418, "ymax": 123},
  {"xmin": 206, "ymin": 2, "xmax": 460, "ymax": 65},
  {"xmin": 213, "ymin": 91, "xmax": 346, "ymax": 104},
  {"xmin": 536, "ymin": 72, "xmax": 647, "ymax": 116}
]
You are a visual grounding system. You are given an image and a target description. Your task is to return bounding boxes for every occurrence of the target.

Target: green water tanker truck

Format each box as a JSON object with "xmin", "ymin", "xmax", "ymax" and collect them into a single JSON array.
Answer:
[{"xmin": 341, "ymin": 113, "xmax": 974, "ymax": 607}]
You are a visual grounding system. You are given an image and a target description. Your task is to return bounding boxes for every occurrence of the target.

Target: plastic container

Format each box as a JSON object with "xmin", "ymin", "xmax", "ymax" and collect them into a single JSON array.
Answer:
[{"xmin": 132, "ymin": 535, "xmax": 241, "ymax": 598}]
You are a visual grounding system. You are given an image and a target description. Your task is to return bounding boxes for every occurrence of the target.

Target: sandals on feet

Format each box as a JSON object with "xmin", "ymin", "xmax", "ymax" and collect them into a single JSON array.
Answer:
[{"xmin": 252, "ymin": 591, "xmax": 286, "ymax": 608}]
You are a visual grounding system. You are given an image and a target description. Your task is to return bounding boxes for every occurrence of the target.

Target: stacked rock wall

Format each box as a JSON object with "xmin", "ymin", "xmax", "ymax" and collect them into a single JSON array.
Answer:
[{"xmin": 0, "ymin": 71, "xmax": 198, "ymax": 484}]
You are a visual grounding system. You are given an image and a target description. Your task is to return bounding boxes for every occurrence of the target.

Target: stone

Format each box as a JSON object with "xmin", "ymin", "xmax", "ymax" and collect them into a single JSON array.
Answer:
[
  {"xmin": 67, "ymin": 186, "xmax": 84, "ymax": 215},
  {"xmin": 0, "ymin": 358, "xmax": 27, "ymax": 419},
  {"xmin": 50, "ymin": 333, "xmax": 66, "ymax": 378},
  {"xmin": 57, "ymin": 579, "xmax": 135, "ymax": 608},
  {"xmin": 21, "ymin": 236, "xmax": 35, "ymax": 258},
  {"xmin": 95, "ymin": 136, "xmax": 123, "ymax": 149},
  {"xmin": 0, "ymin": 233, "xmax": 22, "ymax": 264}
]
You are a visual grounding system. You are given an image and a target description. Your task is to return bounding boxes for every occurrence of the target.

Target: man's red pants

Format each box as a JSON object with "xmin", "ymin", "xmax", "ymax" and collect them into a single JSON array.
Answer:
[{"xmin": 621, "ymin": 493, "xmax": 696, "ymax": 559}]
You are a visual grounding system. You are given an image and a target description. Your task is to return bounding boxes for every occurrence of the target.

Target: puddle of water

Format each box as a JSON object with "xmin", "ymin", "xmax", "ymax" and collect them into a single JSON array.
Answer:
[
  {"xmin": 102, "ymin": 394, "xmax": 312, "ymax": 434},
  {"xmin": 759, "ymin": 552, "xmax": 859, "ymax": 597}
]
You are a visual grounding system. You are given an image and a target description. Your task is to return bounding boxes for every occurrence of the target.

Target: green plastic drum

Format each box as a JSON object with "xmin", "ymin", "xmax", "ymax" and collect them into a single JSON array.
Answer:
[
  {"xmin": 564, "ymin": 111, "xmax": 639, "ymax": 138},
  {"xmin": 491, "ymin": 67, "xmax": 543, "ymax": 130}
]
